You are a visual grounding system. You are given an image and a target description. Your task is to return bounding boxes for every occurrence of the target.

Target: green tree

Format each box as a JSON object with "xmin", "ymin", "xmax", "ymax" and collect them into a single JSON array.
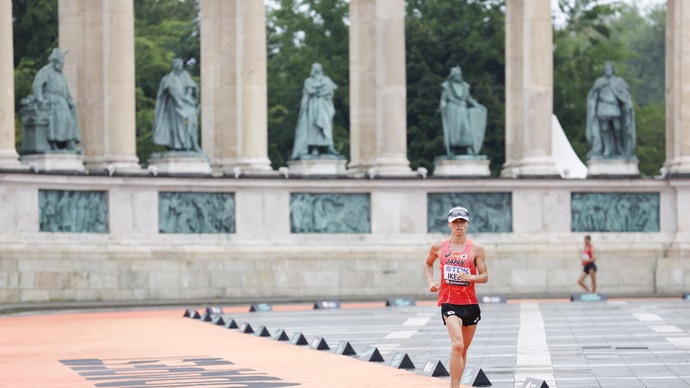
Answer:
[
  {"xmin": 553, "ymin": 0, "xmax": 632, "ymax": 162},
  {"xmin": 12, "ymin": 0, "xmax": 58, "ymax": 148},
  {"xmin": 618, "ymin": 4, "xmax": 666, "ymax": 176},
  {"xmin": 11, "ymin": 0, "xmax": 200, "ymax": 162},
  {"xmin": 635, "ymin": 103, "xmax": 665, "ymax": 176},
  {"xmin": 406, "ymin": 0, "xmax": 505, "ymax": 175},
  {"xmin": 12, "ymin": 0, "xmax": 58, "ymax": 70},
  {"xmin": 266, "ymin": 0, "xmax": 350, "ymax": 169},
  {"xmin": 553, "ymin": 0, "xmax": 666, "ymax": 176},
  {"xmin": 620, "ymin": 5, "xmax": 665, "ymax": 106},
  {"xmin": 134, "ymin": 0, "xmax": 200, "ymax": 164}
]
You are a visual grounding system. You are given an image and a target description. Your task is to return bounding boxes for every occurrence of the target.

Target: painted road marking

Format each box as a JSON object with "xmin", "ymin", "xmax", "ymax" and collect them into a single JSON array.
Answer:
[
  {"xmin": 384, "ymin": 330, "xmax": 418, "ymax": 339},
  {"xmin": 650, "ymin": 324, "xmax": 683, "ymax": 333},
  {"xmin": 60, "ymin": 356, "xmax": 300, "ymax": 387},
  {"xmin": 403, "ymin": 317, "xmax": 432, "ymax": 327},
  {"xmin": 515, "ymin": 303, "xmax": 555, "ymax": 388},
  {"xmin": 634, "ymin": 312, "xmax": 663, "ymax": 321},
  {"xmin": 667, "ymin": 337, "xmax": 690, "ymax": 348}
]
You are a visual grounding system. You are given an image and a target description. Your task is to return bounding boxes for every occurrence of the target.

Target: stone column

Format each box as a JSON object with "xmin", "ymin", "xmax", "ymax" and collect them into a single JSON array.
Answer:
[
  {"xmin": 200, "ymin": 0, "xmax": 274, "ymax": 176},
  {"xmin": 664, "ymin": 0, "xmax": 690, "ymax": 177},
  {"xmin": 348, "ymin": 0, "xmax": 414, "ymax": 178},
  {"xmin": 501, "ymin": 0, "xmax": 559, "ymax": 178},
  {"xmin": 58, "ymin": 0, "xmax": 141, "ymax": 173},
  {"xmin": 0, "ymin": 0, "xmax": 21, "ymax": 168}
]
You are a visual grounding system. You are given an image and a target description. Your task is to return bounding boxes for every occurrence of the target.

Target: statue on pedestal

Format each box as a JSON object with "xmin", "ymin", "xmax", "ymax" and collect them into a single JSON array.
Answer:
[
  {"xmin": 19, "ymin": 48, "xmax": 81, "ymax": 154},
  {"xmin": 152, "ymin": 58, "xmax": 201, "ymax": 153},
  {"xmin": 440, "ymin": 66, "xmax": 487, "ymax": 157},
  {"xmin": 290, "ymin": 63, "xmax": 341, "ymax": 160},
  {"xmin": 586, "ymin": 61, "xmax": 636, "ymax": 159}
]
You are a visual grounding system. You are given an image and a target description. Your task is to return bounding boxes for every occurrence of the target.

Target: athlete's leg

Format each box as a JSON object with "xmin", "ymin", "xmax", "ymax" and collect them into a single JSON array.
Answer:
[
  {"xmin": 444, "ymin": 315, "xmax": 466, "ymax": 388},
  {"xmin": 461, "ymin": 323, "xmax": 478, "ymax": 367},
  {"xmin": 578, "ymin": 272, "xmax": 590, "ymax": 293},
  {"xmin": 590, "ymin": 269, "xmax": 597, "ymax": 293}
]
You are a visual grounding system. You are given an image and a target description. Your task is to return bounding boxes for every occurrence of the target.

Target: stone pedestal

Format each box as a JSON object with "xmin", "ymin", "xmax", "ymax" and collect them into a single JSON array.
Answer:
[
  {"xmin": 20, "ymin": 153, "xmax": 85, "ymax": 173},
  {"xmin": 19, "ymin": 117, "xmax": 51, "ymax": 154},
  {"xmin": 662, "ymin": 157, "xmax": 690, "ymax": 177},
  {"xmin": 148, "ymin": 152, "xmax": 212, "ymax": 176},
  {"xmin": 433, "ymin": 156, "xmax": 491, "ymax": 177},
  {"xmin": 287, "ymin": 157, "xmax": 347, "ymax": 176},
  {"xmin": 0, "ymin": 150, "xmax": 25, "ymax": 171},
  {"xmin": 587, "ymin": 158, "xmax": 639, "ymax": 177}
]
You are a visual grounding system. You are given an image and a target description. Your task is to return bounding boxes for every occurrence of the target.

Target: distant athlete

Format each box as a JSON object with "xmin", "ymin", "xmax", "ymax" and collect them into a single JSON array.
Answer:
[
  {"xmin": 424, "ymin": 206, "xmax": 488, "ymax": 388},
  {"xmin": 578, "ymin": 235, "xmax": 597, "ymax": 293}
]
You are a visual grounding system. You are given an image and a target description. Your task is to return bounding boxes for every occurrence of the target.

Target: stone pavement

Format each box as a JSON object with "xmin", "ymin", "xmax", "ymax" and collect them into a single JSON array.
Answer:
[
  {"xmin": 2, "ymin": 298, "xmax": 690, "ymax": 387},
  {"xmin": 206, "ymin": 298, "xmax": 690, "ymax": 388}
]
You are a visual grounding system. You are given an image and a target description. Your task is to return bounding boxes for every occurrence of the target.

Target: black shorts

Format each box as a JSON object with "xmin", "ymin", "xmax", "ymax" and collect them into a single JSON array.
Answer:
[
  {"xmin": 441, "ymin": 303, "xmax": 481, "ymax": 327},
  {"xmin": 583, "ymin": 263, "xmax": 598, "ymax": 273}
]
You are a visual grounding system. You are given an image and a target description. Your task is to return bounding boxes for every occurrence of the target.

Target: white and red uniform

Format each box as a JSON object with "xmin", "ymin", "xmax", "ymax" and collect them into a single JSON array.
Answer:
[
  {"xmin": 437, "ymin": 239, "xmax": 478, "ymax": 306},
  {"xmin": 582, "ymin": 245, "xmax": 593, "ymax": 266}
]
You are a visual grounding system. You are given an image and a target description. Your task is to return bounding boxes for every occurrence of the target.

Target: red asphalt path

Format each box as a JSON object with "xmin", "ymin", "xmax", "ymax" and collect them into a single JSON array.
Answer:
[{"xmin": 0, "ymin": 305, "xmax": 468, "ymax": 388}]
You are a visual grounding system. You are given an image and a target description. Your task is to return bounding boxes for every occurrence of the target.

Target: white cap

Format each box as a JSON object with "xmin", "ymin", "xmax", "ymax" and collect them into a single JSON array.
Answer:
[{"xmin": 447, "ymin": 206, "xmax": 470, "ymax": 222}]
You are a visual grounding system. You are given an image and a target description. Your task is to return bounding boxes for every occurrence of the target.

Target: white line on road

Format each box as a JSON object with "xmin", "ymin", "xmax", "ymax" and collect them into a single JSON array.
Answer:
[
  {"xmin": 383, "ymin": 330, "xmax": 418, "ymax": 339},
  {"xmin": 515, "ymin": 303, "xmax": 555, "ymax": 388},
  {"xmin": 634, "ymin": 312, "xmax": 663, "ymax": 321},
  {"xmin": 402, "ymin": 317, "xmax": 431, "ymax": 327}
]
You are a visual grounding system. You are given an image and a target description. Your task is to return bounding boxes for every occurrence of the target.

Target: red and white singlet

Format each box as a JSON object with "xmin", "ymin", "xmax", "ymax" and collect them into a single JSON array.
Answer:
[
  {"xmin": 582, "ymin": 245, "xmax": 593, "ymax": 266},
  {"xmin": 438, "ymin": 239, "xmax": 478, "ymax": 306}
]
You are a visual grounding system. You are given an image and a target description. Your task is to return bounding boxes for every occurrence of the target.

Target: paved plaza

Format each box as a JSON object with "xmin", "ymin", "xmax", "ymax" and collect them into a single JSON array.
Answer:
[
  {"xmin": 2, "ymin": 298, "xmax": 690, "ymax": 387},
  {"xmin": 217, "ymin": 298, "xmax": 690, "ymax": 388}
]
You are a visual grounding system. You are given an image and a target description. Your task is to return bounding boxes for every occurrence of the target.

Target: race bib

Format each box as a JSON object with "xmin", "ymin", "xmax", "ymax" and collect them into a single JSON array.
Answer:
[
  {"xmin": 582, "ymin": 253, "xmax": 589, "ymax": 259},
  {"xmin": 444, "ymin": 265, "xmax": 470, "ymax": 286}
]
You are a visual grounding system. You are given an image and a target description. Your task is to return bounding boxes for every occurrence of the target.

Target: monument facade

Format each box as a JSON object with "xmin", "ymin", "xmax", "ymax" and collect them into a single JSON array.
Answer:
[{"xmin": 0, "ymin": 0, "xmax": 688, "ymax": 305}]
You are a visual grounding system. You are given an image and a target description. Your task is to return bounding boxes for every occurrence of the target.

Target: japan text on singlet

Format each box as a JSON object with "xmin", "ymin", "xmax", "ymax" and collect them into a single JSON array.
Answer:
[{"xmin": 438, "ymin": 239, "xmax": 478, "ymax": 306}]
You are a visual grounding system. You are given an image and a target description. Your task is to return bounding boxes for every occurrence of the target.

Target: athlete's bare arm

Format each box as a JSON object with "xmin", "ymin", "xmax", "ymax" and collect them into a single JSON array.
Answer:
[
  {"xmin": 424, "ymin": 240, "xmax": 444, "ymax": 292},
  {"xmin": 458, "ymin": 242, "xmax": 488, "ymax": 284}
]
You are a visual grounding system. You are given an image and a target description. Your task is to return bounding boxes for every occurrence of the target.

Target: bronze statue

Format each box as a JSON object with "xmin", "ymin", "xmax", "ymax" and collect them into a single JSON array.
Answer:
[
  {"xmin": 152, "ymin": 58, "xmax": 201, "ymax": 152},
  {"xmin": 290, "ymin": 63, "xmax": 339, "ymax": 160},
  {"xmin": 20, "ymin": 48, "xmax": 81, "ymax": 153},
  {"xmin": 440, "ymin": 66, "xmax": 487, "ymax": 157},
  {"xmin": 586, "ymin": 61, "xmax": 636, "ymax": 159}
]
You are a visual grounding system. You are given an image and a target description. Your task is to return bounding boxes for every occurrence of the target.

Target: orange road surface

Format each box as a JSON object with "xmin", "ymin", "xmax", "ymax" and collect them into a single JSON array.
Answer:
[{"xmin": 0, "ymin": 308, "xmax": 466, "ymax": 388}]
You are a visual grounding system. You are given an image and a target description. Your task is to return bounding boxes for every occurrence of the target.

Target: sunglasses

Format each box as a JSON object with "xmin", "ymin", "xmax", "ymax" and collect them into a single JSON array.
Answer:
[{"xmin": 448, "ymin": 207, "xmax": 469, "ymax": 218}]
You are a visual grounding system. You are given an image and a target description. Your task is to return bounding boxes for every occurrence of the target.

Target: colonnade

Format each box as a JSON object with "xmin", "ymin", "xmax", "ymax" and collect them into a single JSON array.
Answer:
[
  {"xmin": 0, "ymin": 0, "xmax": 20, "ymax": 168},
  {"xmin": 665, "ymin": 0, "xmax": 690, "ymax": 176},
  {"xmin": 1, "ymin": 0, "xmax": 689, "ymax": 177}
]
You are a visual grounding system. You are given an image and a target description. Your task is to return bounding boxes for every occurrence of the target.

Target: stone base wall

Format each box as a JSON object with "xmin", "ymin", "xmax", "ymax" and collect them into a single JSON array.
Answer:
[{"xmin": 0, "ymin": 172, "xmax": 688, "ymax": 303}]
